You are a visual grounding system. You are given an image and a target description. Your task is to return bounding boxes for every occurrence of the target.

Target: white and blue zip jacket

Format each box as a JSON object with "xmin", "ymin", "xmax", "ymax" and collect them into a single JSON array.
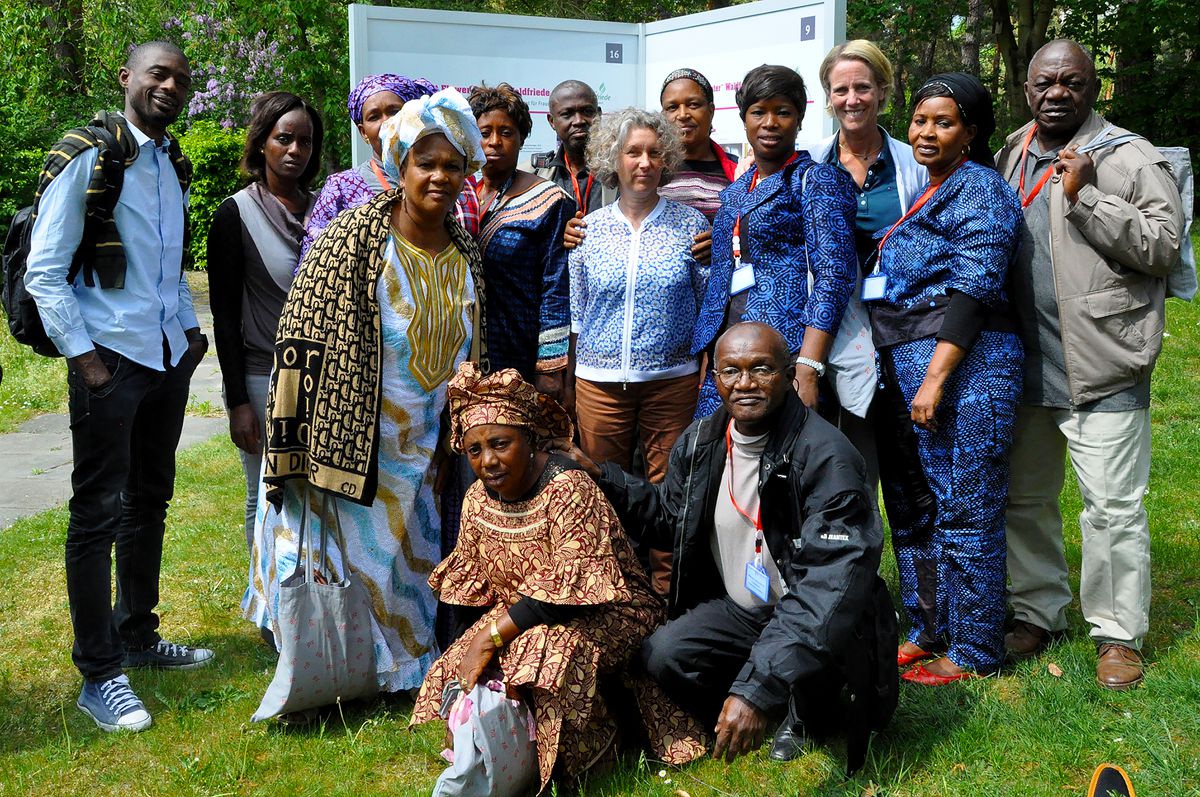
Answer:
[{"xmin": 569, "ymin": 197, "xmax": 710, "ymax": 383}]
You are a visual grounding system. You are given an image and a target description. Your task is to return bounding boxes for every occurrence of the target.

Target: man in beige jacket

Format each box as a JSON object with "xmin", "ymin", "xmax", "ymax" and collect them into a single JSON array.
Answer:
[{"xmin": 997, "ymin": 39, "xmax": 1183, "ymax": 690}]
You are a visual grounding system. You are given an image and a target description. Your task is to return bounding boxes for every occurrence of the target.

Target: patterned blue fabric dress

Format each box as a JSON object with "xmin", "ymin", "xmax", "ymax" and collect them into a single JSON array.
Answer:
[
  {"xmin": 472, "ymin": 177, "xmax": 576, "ymax": 379},
  {"xmin": 871, "ymin": 160, "xmax": 1024, "ymax": 673},
  {"xmin": 692, "ymin": 153, "xmax": 857, "ymax": 416}
]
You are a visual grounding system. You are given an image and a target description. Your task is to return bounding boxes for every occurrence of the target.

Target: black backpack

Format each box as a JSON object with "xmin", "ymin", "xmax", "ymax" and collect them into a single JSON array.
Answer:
[{"xmin": 2, "ymin": 124, "xmax": 126, "ymax": 357}]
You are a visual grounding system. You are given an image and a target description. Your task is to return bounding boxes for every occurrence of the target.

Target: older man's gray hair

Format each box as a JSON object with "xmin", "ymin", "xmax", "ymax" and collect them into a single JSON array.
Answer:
[{"xmin": 584, "ymin": 107, "xmax": 684, "ymax": 189}]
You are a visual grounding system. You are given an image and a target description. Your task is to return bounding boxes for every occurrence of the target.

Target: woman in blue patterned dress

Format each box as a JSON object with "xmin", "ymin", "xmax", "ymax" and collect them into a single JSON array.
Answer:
[
  {"xmin": 692, "ymin": 65, "xmax": 858, "ymax": 417},
  {"xmin": 465, "ymin": 84, "xmax": 575, "ymax": 394},
  {"xmin": 247, "ymin": 89, "xmax": 487, "ymax": 694},
  {"xmin": 866, "ymin": 73, "xmax": 1024, "ymax": 684},
  {"xmin": 569, "ymin": 108, "xmax": 709, "ymax": 485}
]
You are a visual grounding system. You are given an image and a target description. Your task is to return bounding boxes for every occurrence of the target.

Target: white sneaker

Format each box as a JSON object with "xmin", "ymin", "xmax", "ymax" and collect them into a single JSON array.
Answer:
[{"xmin": 77, "ymin": 674, "xmax": 152, "ymax": 732}]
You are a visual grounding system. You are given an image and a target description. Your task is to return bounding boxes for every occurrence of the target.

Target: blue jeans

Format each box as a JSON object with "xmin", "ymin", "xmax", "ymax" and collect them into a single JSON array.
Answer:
[{"xmin": 65, "ymin": 343, "xmax": 196, "ymax": 681}]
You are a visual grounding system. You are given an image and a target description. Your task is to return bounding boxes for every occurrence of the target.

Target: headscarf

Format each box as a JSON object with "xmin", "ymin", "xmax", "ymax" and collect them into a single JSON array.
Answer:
[
  {"xmin": 446, "ymin": 362, "xmax": 574, "ymax": 453},
  {"xmin": 347, "ymin": 73, "xmax": 439, "ymax": 124},
  {"xmin": 380, "ymin": 87, "xmax": 486, "ymax": 184},
  {"xmin": 660, "ymin": 68, "xmax": 715, "ymax": 103},
  {"xmin": 913, "ymin": 72, "xmax": 997, "ymax": 168}
]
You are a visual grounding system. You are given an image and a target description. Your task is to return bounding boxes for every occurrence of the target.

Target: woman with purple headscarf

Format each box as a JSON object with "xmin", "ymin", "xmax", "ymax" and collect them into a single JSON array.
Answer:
[{"xmin": 300, "ymin": 73, "xmax": 481, "ymax": 258}]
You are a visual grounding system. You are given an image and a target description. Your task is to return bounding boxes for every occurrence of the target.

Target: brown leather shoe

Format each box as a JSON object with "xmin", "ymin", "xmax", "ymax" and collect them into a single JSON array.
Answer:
[
  {"xmin": 1005, "ymin": 619, "xmax": 1051, "ymax": 660},
  {"xmin": 1096, "ymin": 643, "xmax": 1144, "ymax": 690}
]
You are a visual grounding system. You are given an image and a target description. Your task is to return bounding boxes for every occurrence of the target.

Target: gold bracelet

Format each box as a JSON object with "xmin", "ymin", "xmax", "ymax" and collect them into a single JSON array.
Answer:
[{"xmin": 489, "ymin": 620, "xmax": 505, "ymax": 648}]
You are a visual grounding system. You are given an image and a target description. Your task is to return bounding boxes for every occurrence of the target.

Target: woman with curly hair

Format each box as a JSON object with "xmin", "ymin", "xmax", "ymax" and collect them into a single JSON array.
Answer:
[{"xmin": 569, "ymin": 107, "xmax": 709, "ymax": 487}]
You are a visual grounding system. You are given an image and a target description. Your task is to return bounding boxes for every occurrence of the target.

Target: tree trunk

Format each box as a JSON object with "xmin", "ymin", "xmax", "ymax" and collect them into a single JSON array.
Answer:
[
  {"xmin": 990, "ymin": 0, "xmax": 1054, "ymax": 123},
  {"xmin": 40, "ymin": 0, "xmax": 86, "ymax": 95},
  {"xmin": 960, "ymin": 0, "xmax": 985, "ymax": 75},
  {"xmin": 1111, "ymin": 5, "xmax": 1158, "ymax": 140}
]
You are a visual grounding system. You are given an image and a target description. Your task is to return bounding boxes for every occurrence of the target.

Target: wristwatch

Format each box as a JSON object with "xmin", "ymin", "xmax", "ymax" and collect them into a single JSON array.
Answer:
[
  {"xmin": 489, "ymin": 620, "xmax": 505, "ymax": 648},
  {"xmin": 794, "ymin": 355, "xmax": 826, "ymax": 378}
]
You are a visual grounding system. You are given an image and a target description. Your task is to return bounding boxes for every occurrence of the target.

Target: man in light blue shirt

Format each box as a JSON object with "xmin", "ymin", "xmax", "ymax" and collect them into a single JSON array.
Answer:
[{"xmin": 24, "ymin": 40, "xmax": 215, "ymax": 733}]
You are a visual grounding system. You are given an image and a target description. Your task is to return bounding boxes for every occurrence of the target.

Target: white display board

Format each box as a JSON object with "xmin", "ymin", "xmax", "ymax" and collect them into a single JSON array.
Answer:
[
  {"xmin": 644, "ymin": 0, "xmax": 844, "ymax": 155},
  {"xmin": 348, "ymin": 0, "xmax": 843, "ymax": 167}
]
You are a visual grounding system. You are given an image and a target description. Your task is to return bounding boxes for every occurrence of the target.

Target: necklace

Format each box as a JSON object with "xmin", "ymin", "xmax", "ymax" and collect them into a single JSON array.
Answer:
[{"xmin": 840, "ymin": 130, "xmax": 883, "ymax": 162}]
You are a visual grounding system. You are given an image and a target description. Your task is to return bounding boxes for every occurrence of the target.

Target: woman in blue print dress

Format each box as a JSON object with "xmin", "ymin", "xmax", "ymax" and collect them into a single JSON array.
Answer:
[
  {"xmin": 867, "ymin": 73, "xmax": 1024, "ymax": 684},
  {"xmin": 692, "ymin": 64, "xmax": 858, "ymax": 417}
]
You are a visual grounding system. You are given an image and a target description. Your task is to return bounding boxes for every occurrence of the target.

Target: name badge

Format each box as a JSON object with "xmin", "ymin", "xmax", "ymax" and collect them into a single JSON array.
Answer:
[
  {"xmin": 744, "ymin": 561, "xmax": 771, "ymax": 602},
  {"xmin": 861, "ymin": 273, "xmax": 887, "ymax": 301},
  {"xmin": 730, "ymin": 262, "xmax": 756, "ymax": 295}
]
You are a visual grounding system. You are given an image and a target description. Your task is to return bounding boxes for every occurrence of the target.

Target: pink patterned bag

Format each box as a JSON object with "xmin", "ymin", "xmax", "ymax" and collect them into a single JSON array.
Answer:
[
  {"xmin": 433, "ymin": 677, "xmax": 538, "ymax": 797},
  {"xmin": 251, "ymin": 489, "xmax": 377, "ymax": 721}
]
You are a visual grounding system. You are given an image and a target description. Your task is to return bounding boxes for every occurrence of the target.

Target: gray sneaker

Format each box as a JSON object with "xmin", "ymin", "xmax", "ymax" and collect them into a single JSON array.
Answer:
[
  {"xmin": 77, "ymin": 674, "xmax": 152, "ymax": 732},
  {"xmin": 123, "ymin": 639, "xmax": 215, "ymax": 670}
]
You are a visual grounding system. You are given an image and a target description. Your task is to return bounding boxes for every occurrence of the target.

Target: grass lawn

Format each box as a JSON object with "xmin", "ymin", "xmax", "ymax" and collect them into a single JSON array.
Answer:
[
  {"xmin": 1, "ymin": 295, "xmax": 1199, "ymax": 795},
  {"xmin": 0, "ymin": 327, "xmax": 69, "ymax": 432}
]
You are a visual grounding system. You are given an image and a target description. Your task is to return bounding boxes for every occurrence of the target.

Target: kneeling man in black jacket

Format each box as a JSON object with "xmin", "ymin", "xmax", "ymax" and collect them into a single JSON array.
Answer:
[{"xmin": 557, "ymin": 321, "xmax": 897, "ymax": 771}]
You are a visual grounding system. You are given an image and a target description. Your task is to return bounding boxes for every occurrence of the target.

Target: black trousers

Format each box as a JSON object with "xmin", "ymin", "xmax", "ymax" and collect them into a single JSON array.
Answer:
[
  {"xmin": 65, "ymin": 343, "xmax": 193, "ymax": 681},
  {"xmin": 641, "ymin": 595, "xmax": 843, "ymax": 732}
]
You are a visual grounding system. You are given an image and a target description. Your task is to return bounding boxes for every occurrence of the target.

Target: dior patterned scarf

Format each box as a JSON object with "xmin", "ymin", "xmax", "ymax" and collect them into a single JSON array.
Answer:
[{"xmin": 262, "ymin": 188, "xmax": 488, "ymax": 507}]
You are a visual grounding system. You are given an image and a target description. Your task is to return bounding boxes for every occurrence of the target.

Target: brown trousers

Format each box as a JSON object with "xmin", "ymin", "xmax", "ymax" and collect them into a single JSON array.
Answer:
[
  {"xmin": 575, "ymin": 372, "xmax": 699, "ymax": 483},
  {"xmin": 575, "ymin": 372, "xmax": 699, "ymax": 595}
]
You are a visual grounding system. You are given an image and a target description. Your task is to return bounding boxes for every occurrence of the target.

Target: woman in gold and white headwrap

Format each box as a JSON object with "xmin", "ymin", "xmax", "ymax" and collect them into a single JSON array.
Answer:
[{"xmin": 245, "ymin": 88, "xmax": 489, "ymax": 693}]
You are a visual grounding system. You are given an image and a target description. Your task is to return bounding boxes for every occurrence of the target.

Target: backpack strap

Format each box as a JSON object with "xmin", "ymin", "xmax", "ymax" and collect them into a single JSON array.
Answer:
[
  {"xmin": 71, "ymin": 123, "xmax": 127, "ymax": 287},
  {"xmin": 1076, "ymin": 125, "xmax": 1145, "ymax": 156}
]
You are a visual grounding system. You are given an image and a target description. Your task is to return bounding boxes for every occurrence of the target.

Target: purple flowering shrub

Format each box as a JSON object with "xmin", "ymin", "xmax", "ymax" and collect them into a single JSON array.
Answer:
[{"xmin": 164, "ymin": 12, "xmax": 292, "ymax": 129}]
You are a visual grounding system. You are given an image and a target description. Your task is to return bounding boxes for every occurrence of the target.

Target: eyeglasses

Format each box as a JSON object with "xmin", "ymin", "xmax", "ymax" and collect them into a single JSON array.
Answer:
[{"xmin": 713, "ymin": 365, "xmax": 783, "ymax": 386}]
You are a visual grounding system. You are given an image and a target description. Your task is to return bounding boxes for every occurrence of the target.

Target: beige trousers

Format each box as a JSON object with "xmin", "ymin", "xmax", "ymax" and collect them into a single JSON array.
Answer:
[{"xmin": 1005, "ymin": 405, "xmax": 1152, "ymax": 648}]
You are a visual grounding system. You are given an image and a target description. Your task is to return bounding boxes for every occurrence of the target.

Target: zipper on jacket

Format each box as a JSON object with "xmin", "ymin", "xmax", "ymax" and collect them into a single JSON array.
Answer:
[
  {"xmin": 673, "ymin": 418, "xmax": 703, "ymax": 610},
  {"xmin": 1046, "ymin": 217, "xmax": 1081, "ymax": 404},
  {"xmin": 621, "ymin": 222, "xmax": 640, "ymax": 388}
]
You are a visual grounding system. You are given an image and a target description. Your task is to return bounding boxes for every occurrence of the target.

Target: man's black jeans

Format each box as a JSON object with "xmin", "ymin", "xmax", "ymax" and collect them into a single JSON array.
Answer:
[
  {"xmin": 641, "ymin": 596, "xmax": 843, "ymax": 733},
  {"xmin": 65, "ymin": 344, "xmax": 194, "ymax": 682}
]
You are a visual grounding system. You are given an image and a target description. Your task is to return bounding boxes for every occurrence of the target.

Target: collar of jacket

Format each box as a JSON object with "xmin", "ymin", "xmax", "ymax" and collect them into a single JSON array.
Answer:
[
  {"xmin": 708, "ymin": 139, "xmax": 739, "ymax": 183},
  {"xmin": 732, "ymin": 150, "xmax": 812, "ymax": 219},
  {"xmin": 694, "ymin": 390, "xmax": 810, "ymax": 485},
  {"xmin": 1001, "ymin": 110, "xmax": 1108, "ymax": 169}
]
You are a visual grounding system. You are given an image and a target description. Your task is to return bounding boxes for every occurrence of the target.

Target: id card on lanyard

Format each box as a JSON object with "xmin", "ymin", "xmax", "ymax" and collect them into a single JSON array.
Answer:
[
  {"xmin": 726, "ymin": 422, "xmax": 772, "ymax": 603},
  {"xmin": 731, "ymin": 154, "xmax": 799, "ymax": 297},
  {"xmin": 865, "ymin": 157, "xmax": 967, "ymax": 301}
]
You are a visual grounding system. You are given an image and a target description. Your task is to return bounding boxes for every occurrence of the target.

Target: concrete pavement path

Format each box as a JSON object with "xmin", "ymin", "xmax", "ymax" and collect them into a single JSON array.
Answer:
[
  {"xmin": 1, "ymin": 280, "xmax": 230, "ymax": 530},
  {"xmin": 0, "ymin": 352, "xmax": 228, "ymax": 530}
]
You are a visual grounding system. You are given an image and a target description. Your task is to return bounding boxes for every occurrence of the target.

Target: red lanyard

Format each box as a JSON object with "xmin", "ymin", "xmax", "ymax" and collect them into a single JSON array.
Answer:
[
  {"xmin": 1017, "ymin": 125, "xmax": 1054, "ymax": 208},
  {"xmin": 370, "ymin": 160, "xmax": 392, "ymax": 191},
  {"xmin": 732, "ymin": 153, "xmax": 799, "ymax": 265},
  {"xmin": 725, "ymin": 422, "xmax": 763, "ymax": 563},
  {"xmin": 564, "ymin": 154, "xmax": 594, "ymax": 215},
  {"xmin": 876, "ymin": 157, "xmax": 966, "ymax": 252}
]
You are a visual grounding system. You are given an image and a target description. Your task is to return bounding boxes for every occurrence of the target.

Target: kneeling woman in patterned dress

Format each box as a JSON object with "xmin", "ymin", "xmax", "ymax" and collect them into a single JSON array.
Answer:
[{"xmin": 411, "ymin": 363, "xmax": 706, "ymax": 790}]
